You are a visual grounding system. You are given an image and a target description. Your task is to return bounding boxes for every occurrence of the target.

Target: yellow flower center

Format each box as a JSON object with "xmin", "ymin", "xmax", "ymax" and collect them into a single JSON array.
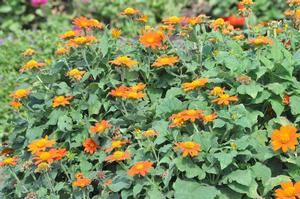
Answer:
[
  {"xmin": 112, "ymin": 141, "xmax": 122, "ymax": 148},
  {"xmin": 39, "ymin": 152, "xmax": 51, "ymax": 160},
  {"xmin": 55, "ymin": 96, "xmax": 65, "ymax": 103},
  {"xmin": 15, "ymin": 89, "xmax": 27, "ymax": 97},
  {"xmin": 146, "ymin": 37, "xmax": 155, "ymax": 43},
  {"xmin": 36, "ymin": 139, "xmax": 47, "ymax": 147},
  {"xmin": 124, "ymin": 8, "xmax": 135, "ymax": 14},
  {"xmin": 280, "ymin": 132, "xmax": 291, "ymax": 144},
  {"xmin": 136, "ymin": 164, "xmax": 144, "ymax": 170},
  {"xmin": 184, "ymin": 142, "xmax": 195, "ymax": 149},
  {"xmin": 113, "ymin": 151, "xmax": 124, "ymax": 159},
  {"xmin": 3, "ymin": 158, "xmax": 14, "ymax": 164},
  {"xmin": 284, "ymin": 186, "xmax": 296, "ymax": 196}
]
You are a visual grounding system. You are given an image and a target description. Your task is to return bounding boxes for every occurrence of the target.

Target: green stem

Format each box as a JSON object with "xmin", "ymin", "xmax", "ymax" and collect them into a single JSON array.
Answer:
[
  {"xmin": 46, "ymin": 172, "xmax": 56, "ymax": 194},
  {"xmin": 148, "ymin": 138, "xmax": 159, "ymax": 163},
  {"xmin": 8, "ymin": 167, "xmax": 29, "ymax": 192},
  {"xmin": 60, "ymin": 162, "xmax": 71, "ymax": 182},
  {"xmin": 146, "ymin": 176, "xmax": 161, "ymax": 191},
  {"xmin": 36, "ymin": 75, "xmax": 50, "ymax": 90},
  {"xmin": 121, "ymin": 100, "xmax": 128, "ymax": 115},
  {"xmin": 193, "ymin": 123, "xmax": 200, "ymax": 134}
]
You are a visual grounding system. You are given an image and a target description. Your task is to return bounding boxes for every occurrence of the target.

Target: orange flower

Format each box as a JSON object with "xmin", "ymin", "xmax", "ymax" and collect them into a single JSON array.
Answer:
[
  {"xmin": 110, "ymin": 84, "xmax": 146, "ymax": 100},
  {"xmin": 105, "ymin": 150, "xmax": 131, "ymax": 163},
  {"xmin": 10, "ymin": 89, "xmax": 30, "ymax": 99},
  {"xmin": 55, "ymin": 47, "xmax": 69, "ymax": 55},
  {"xmin": 105, "ymin": 140, "xmax": 129, "ymax": 153},
  {"xmin": 83, "ymin": 138, "xmax": 100, "ymax": 154},
  {"xmin": 136, "ymin": 15, "xmax": 149, "ymax": 23},
  {"xmin": 202, "ymin": 113, "xmax": 218, "ymax": 124},
  {"xmin": 284, "ymin": 9, "xmax": 295, "ymax": 17},
  {"xmin": 210, "ymin": 87, "xmax": 225, "ymax": 96},
  {"xmin": 9, "ymin": 101, "xmax": 22, "ymax": 108},
  {"xmin": 20, "ymin": 60, "xmax": 45, "ymax": 72},
  {"xmin": 89, "ymin": 120, "xmax": 112, "ymax": 134},
  {"xmin": 241, "ymin": 0, "xmax": 254, "ymax": 5},
  {"xmin": 111, "ymin": 28, "xmax": 122, "ymax": 38},
  {"xmin": 21, "ymin": 48, "xmax": 35, "ymax": 57},
  {"xmin": 68, "ymin": 36, "xmax": 97, "ymax": 47},
  {"xmin": 59, "ymin": 30, "xmax": 80, "ymax": 39},
  {"xmin": 28, "ymin": 136, "xmax": 56, "ymax": 154},
  {"xmin": 275, "ymin": 181, "xmax": 300, "ymax": 199},
  {"xmin": 182, "ymin": 78, "xmax": 209, "ymax": 91},
  {"xmin": 72, "ymin": 173, "xmax": 92, "ymax": 188},
  {"xmin": 249, "ymin": 36, "xmax": 273, "ymax": 45},
  {"xmin": 67, "ymin": 68, "xmax": 86, "ymax": 80},
  {"xmin": 174, "ymin": 141, "xmax": 201, "ymax": 157},
  {"xmin": 128, "ymin": 161, "xmax": 153, "ymax": 176},
  {"xmin": 73, "ymin": 16, "xmax": 103, "ymax": 29},
  {"xmin": 33, "ymin": 151, "xmax": 55, "ymax": 165},
  {"xmin": 283, "ymin": 95, "xmax": 290, "ymax": 105},
  {"xmin": 152, "ymin": 56, "xmax": 179, "ymax": 68},
  {"xmin": 139, "ymin": 30, "xmax": 166, "ymax": 49},
  {"xmin": 120, "ymin": 7, "xmax": 139, "ymax": 15},
  {"xmin": 185, "ymin": 16, "xmax": 203, "ymax": 26},
  {"xmin": 212, "ymin": 94, "xmax": 238, "ymax": 105},
  {"xmin": 162, "ymin": 16, "xmax": 183, "ymax": 25},
  {"xmin": 103, "ymin": 179, "xmax": 113, "ymax": 187},
  {"xmin": 0, "ymin": 157, "xmax": 18, "ymax": 167},
  {"xmin": 271, "ymin": 125, "xmax": 299, "ymax": 153},
  {"xmin": 143, "ymin": 129, "xmax": 159, "ymax": 137},
  {"xmin": 52, "ymin": 96, "xmax": 72, "ymax": 108},
  {"xmin": 233, "ymin": 34, "xmax": 245, "ymax": 40},
  {"xmin": 212, "ymin": 18, "xmax": 225, "ymax": 30},
  {"xmin": 109, "ymin": 56, "xmax": 138, "ymax": 68},
  {"xmin": 49, "ymin": 148, "xmax": 67, "ymax": 161},
  {"xmin": 169, "ymin": 109, "xmax": 203, "ymax": 128}
]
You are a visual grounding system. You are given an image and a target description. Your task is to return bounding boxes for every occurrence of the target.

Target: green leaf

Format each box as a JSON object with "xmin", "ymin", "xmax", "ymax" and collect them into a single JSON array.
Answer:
[
  {"xmin": 270, "ymin": 99, "xmax": 284, "ymax": 117},
  {"xmin": 174, "ymin": 158, "xmax": 205, "ymax": 179},
  {"xmin": 215, "ymin": 151, "xmax": 237, "ymax": 170},
  {"xmin": 133, "ymin": 184, "xmax": 143, "ymax": 198},
  {"xmin": 251, "ymin": 162, "xmax": 271, "ymax": 184},
  {"xmin": 221, "ymin": 169, "xmax": 252, "ymax": 186},
  {"xmin": 237, "ymin": 82, "xmax": 263, "ymax": 98},
  {"xmin": 290, "ymin": 96, "xmax": 300, "ymax": 115},
  {"xmin": 88, "ymin": 94, "xmax": 101, "ymax": 116},
  {"xmin": 173, "ymin": 179, "xmax": 219, "ymax": 199},
  {"xmin": 266, "ymin": 83, "xmax": 286, "ymax": 95},
  {"xmin": 109, "ymin": 175, "xmax": 132, "ymax": 192},
  {"xmin": 263, "ymin": 175, "xmax": 290, "ymax": 195},
  {"xmin": 147, "ymin": 188, "xmax": 165, "ymax": 199},
  {"xmin": 57, "ymin": 115, "xmax": 73, "ymax": 131},
  {"xmin": 155, "ymin": 97, "xmax": 184, "ymax": 117}
]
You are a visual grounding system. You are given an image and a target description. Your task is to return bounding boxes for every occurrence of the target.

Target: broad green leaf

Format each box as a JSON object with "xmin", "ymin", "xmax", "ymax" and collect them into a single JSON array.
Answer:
[
  {"xmin": 215, "ymin": 151, "xmax": 237, "ymax": 170},
  {"xmin": 290, "ymin": 96, "xmax": 300, "ymax": 115},
  {"xmin": 237, "ymin": 82, "xmax": 263, "ymax": 98},
  {"xmin": 88, "ymin": 94, "xmax": 101, "ymax": 116},
  {"xmin": 57, "ymin": 115, "xmax": 73, "ymax": 131}
]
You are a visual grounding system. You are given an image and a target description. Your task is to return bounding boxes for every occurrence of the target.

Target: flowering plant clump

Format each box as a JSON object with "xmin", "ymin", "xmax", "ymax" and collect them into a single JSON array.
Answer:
[{"xmin": 2, "ymin": 1, "xmax": 300, "ymax": 198}]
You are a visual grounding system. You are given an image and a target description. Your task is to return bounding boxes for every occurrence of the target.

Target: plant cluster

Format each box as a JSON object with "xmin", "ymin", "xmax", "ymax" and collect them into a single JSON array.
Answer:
[{"xmin": 2, "ymin": 0, "xmax": 300, "ymax": 198}]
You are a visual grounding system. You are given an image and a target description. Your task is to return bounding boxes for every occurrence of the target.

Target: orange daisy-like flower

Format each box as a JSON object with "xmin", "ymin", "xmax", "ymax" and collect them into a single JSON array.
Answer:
[
  {"xmin": 210, "ymin": 87, "xmax": 225, "ymax": 96},
  {"xmin": 68, "ymin": 36, "xmax": 97, "ymax": 47},
  {"xmin": 110, "ymin": 84, "xmax": 146, "ymax": 100},
  {"xmin": 105, "ymin": 140, "xmax": 129, "ymax": 153},
  {"xmin": 83, "ymin": 138, "xmax": 100, "ymax": 154},
  {"xmin": 212, "ymin": 94, "xmax": 238, "ymax": 105},
  {"xmin": 271, "ymin": 125, "xmax": 300, "ymax": 153},
  {"xmin": 136, "ymin": 15, "xmax": 149, "ymax": 23},
  {"xmin": 50, "ymin": 148, "xmax": 67, "ymax": 161},
  {"xmin": 55, "ymin": 47, "xmax": 69, "ymax": 55},
  {"xmin": 284, "ymin": 9, "xmax": 295, "ymax": 17},
  {"xmin": 33, "ymin": 151, "xmax": 55, "ymax": 165},
  {"xmin": 105, "ymin": 150, "xmax": 131, "ymax": 163},
  {"xmin": 212, "ymin": 18, "xmax": 225, "ymax": 30},
  {"xmin": 275, "ymin": 181, "xmax": 300, "ymax": 199},
  {"xmin": 241, "ymin": 0, "xmax": 254, "ymax": 6},
  {"xmin": 139, "ymin": 30, "xmax": 166, "ymax": 49},
  {"xmin": 128, "ymin": 161, "xmax": 153, "ymax": 176},
  {"xmin": 249, "ymin": 36, "xmax": 273, "ymax": 45},
  {"xmin": 9, "ymin": 101, "xmax": 22, "ymax": 109},
  {"xmin": 174, "ymin": 141, "xmax": 201, "ymax": 157},
  {"xmin": 0, "ymin": 157, "xmax": 18, "ymax": 167},
  {"xmin": 152, "ymin": 56, "xmax": 179, "ymax": 68},
  {"xmin": 142, "ymin": 129, "xmax": 159, "ymax": 138},
  {"xmin": 73, "ymin": 16, "xmax": 103, "ymax": 29},
  {"xmin": 169, "ymin": 109, "xmax": 203, "ymax": 128},
  {"xmin": 67, "ymin": 68, "xmax": 86, "ymax": 80},
  {"xmin": 182, "ymin": 78, "xmax": 209, "ymax": 91},
  {"xmin": 28, "ymin": 136, "xmax": 56, "ymax": 154},
  {"xmin": 59, "ymin": 30, "xmax": 80, "ymax": 39},
  {"xmin": 162, "ymin": 16, "xmax": 184, "ymax": 25},
  {"xmin": 109, "ymin": 56, "xmax": 138, "ymax": 68},
  {"xmin": 10, "ymin": 89, "xmax": 30, "ymax": 99},
  {"xmin": 111, "ymin": 28, "xmax": 122, "ymax": 38},
  {"xmin": 20, "ymin": 60, "xmax": 45, "ymax": 72},
  {"xmin": 185, "ymin": 16, "xmax": 203, "ymax": 26},
  {"xmin": 73, "ymin": 173, "xmax": 92, "ymax": 188},
  {"xmin": 233, "ymin": 34, "xmax": 245, "ymax": 40},
  {"xmin": 52, "ymin": 96, "xmax": 73, "ymax": 108},
  {"xmin": 89, "ymin": 120, "xmax": 112, "ymax": 134},
  {"xmin": 202, "ymin": 113, "xmax": 218, "ymax": 124},
  {"xmin": 120, "ymin": 7, "xmax": 139, "ymax": 15},
  {"xmin": 21, "ymin": 48, "xmax": 35, "ymax": 57}
]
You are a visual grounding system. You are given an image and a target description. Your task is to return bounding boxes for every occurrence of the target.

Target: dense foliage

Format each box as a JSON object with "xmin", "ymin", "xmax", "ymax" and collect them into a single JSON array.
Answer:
[{"xmin": 2, "ymin": 0, "xmax": 300, "ymax": 199}]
